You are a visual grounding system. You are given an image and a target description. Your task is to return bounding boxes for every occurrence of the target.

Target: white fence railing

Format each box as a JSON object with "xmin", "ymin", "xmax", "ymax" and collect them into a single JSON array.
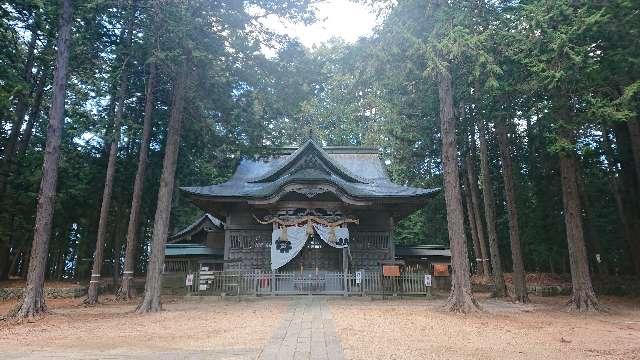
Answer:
[{"xmin": 180, "ymin": 269, "xmax": 438, "ymax": 296}]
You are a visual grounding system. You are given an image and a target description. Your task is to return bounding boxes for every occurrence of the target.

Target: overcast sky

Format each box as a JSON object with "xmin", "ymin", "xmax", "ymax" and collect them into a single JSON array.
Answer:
[{"xmin": 256, "ymin": 0, "xmax": 379, "ymax": 55}]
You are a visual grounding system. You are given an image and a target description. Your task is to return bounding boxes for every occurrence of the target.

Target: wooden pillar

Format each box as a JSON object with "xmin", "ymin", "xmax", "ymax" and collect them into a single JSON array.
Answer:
[
  {"xmin": 223, "ymin": 212, "xmax": 232, "ymax": 271},
  {"xmin": 389, "ymin": 217, "xmax": 396, "ymax": 260},
  {"xmin": 343, "ymin": 246, "xmax": 349, "ymax": 296}
]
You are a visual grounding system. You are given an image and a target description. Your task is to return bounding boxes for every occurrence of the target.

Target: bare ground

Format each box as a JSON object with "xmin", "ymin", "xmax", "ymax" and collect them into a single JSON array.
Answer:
[
  {"xmin": 0, "ymin": 296, "xmax": 289, "ymax": 359},
  {"xmin": 329, "ymin": 293, "xmax": 640, "ymax": 360},
  {"xmin": 1, "ymin": 294, "xmax": 639, "ymax": 359}
]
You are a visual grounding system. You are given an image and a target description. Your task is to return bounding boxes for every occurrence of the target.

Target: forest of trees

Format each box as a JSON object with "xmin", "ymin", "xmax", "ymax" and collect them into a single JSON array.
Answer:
[{"xmin": 0, "ymin": 0, "xmax": 638, "ymax": 315}]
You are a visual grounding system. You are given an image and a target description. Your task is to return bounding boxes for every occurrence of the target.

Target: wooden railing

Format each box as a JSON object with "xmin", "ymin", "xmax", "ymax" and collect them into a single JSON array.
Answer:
[
  {"xmin": 164, "ymin": 259, "xmax": 191, "ymax": 273},
  {"xmin": 180, "ymin": 269, "xmax": 438, "ymax": 296}
]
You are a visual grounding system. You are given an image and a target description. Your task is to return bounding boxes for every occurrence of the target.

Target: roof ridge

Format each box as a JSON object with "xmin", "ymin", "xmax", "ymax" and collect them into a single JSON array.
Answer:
[{"xmin": 247, "ymin": 139, "xmax": 369, "ymax": 184}]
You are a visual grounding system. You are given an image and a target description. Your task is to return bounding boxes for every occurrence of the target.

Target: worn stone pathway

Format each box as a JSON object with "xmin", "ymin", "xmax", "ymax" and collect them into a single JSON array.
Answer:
[
  {"xmin": 258, "ymin": 297, "xmax": 344, "ymax": 360},
  {"xmin": 2, "ymin": 297, "xmax": 345, "ymax": 360}
]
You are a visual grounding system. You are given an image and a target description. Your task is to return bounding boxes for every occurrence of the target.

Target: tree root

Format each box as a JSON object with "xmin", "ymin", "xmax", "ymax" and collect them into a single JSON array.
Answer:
[
  {"xmin": 6, "ymin": 299, "xmax": 48, "ymax": 321},
  {"xmin": 115, "ymin": 281, "xmax": 137, "ymax": 302},
  {"xmin": 444, "ymin": 287, "xmax": 482, "ymax": 313},
  {"xmin": 135, "ymin": 295, "xmax": 162, "ymax": 314},
  {"xmin": 82, "ymin": 297, "xmax": 99, "ymax": 306},
  {"xmin": 566, "ymin": 290, "xmax": 606, "ymax": 313}
]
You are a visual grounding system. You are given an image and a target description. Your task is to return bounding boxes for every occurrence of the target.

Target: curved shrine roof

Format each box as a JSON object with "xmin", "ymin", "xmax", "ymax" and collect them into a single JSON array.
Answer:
[{"xmin": 181, "ymin": 140, "xmax": 439, "ymax": 202}]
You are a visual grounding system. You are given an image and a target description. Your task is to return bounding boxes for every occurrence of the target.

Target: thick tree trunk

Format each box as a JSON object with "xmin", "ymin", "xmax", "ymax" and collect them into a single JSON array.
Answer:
[
  {"xmin": 558, "ymin": 152, "xmax": 601, "ymax": 311},
  {"xmin": 118, "ymin": 61, "xmax": 157, "ymax": 300},
  {"xmin": 479, "ymin": 121, "xmax": 506, "ymax": 297},
  {"xmin": 137, "ymin": 48, "xmax": 191, "ymax": 313},
  {"xmin": 9, "ymin": 0, "xmax": 73, "ymax": 319},
  {"xmin": 437, "ymin": 69, "xmax": 479, "ymax": 313},
  {"xmin": 578, "ymin": 167, "xmax": 608, "ymax": 276},
  {"xmin": 466, "ymin": 149, "xmax": 491, "ymax": 276},
  {"xmin": 495, "ymin": 118, "xmax": 529, "ymax": 303},
  {"xmin": 463, "ymin": 172, "xmax": 483, "ymax": 275},
  {"xmin": 86, "ymin": 9, "xmax": 133, "ymax": 304}
]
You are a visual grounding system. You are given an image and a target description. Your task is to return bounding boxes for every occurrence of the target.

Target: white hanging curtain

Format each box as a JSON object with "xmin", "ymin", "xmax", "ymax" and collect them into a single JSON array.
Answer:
[
  {"xmin": 271, "ymin": 226, "xmax": 307, "ymax": 270},
  {"xmin": 313, "ymin": 224, "xmax": 349, "ymax": 248}
]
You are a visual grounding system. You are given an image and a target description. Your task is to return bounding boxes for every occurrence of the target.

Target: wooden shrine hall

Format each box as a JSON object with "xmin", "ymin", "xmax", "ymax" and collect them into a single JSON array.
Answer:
[{"xmin": 180, "ymin": 140, "xmax": 439, "ymax": 278}]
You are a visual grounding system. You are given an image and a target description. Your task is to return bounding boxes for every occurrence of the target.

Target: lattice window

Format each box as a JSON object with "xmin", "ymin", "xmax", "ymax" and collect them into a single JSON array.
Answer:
[
  {"xmin": 229, "ymin": 230, "xmax": 271, "ymax": 249},
  {"xmin": 351, "ymin": 232, "xmax": 390, "ymax": 250}
]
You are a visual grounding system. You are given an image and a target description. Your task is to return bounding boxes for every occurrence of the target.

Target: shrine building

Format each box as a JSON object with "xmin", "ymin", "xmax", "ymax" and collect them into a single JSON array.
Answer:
[{"xmin": 177, "ymin": 140, "xmax": 439, "ymax": 275}]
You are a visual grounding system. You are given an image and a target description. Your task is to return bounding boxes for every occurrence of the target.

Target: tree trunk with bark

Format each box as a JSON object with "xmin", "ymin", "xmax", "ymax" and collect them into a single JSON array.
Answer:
[
  {"xmin": 463, "ymin": 171, "xmax": 483, "ymax": 275},
  {"xmin": 117, "ymin": 61, "xmax": 157, "ymax": 300},
  {"xmin": 495, "ymin": 118, "xmax": 529, "ymax": 303},
  {"xmin": 466, "ymin": 145, "xmax": 491, "ymax": 276},
  {"xmin": 558, "ymin": 151, "xmax": 601, "ymax": 311},
  {"xmin": 9, "ymin": 0, "xmax": 73, "ymax": 319},
  {"xmin": 86, "ymin": 10, "xmax": 133, "ymax": 304},
  {"xmin": 478, "ymin": 121, "xmax": 506, "ymax": 297},
  {"xmin": 137, "ymin": 48, "xmax": 191, "ymax": 313},
  {"xmin": 437, "ymin": 68, "xmax": 479, "ymax": 313}
]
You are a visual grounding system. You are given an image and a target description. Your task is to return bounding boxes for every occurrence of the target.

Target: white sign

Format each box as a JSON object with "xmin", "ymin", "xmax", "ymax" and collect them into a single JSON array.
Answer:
[
  {"xmin": 355, "ymin": 271, "xmax": 362, "ymax": 284},
  {"xmin": 424, "ymin": 274, "xmax": 432, "ymax": 287},
  {"xmin": 185, "ymin": 274, "xmax": 194, "ymax": 286}
]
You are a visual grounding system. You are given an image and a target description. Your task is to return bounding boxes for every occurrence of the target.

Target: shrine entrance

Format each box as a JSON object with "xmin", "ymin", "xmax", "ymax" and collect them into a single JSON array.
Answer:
[{"xmin": 281, "ymin": 233, "xmax": 342, "ymax": 273}]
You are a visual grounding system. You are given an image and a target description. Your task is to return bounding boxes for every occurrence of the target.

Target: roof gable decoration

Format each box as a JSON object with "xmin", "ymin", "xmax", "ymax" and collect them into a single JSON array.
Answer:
[
  {"xmin": 168, "ymin": 213, "xmax": 224, "ymax": 243},
  {"xmin": 248, "ymin": 140, "xmax": 367, "ymax": 184}
]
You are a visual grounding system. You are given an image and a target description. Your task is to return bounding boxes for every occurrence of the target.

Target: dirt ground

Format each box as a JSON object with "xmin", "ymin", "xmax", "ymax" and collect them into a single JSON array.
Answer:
[
  {"xmin": 330, "ymin": 293, "xmax": 640, "ymax": 360},
  {"xmin": 0, "ymin": 296, "xmax": 289, "ymax": 359},
  {"xmin": 1, "ymin": 294, "xmax": 639, "ymax": 359}
]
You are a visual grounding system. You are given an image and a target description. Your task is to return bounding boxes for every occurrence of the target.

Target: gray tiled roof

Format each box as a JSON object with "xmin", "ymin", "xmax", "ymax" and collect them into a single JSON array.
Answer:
[
  {"xmin": 181, "ymin": 140, "xmax": 439, "ymax": 200},
  {"xmin": 165, "ymin": 243, "xmax": 223, "ymax": 257},
  {"xmin": 168, "ymin": 213, "xmax": 223, "ymax": 243}
]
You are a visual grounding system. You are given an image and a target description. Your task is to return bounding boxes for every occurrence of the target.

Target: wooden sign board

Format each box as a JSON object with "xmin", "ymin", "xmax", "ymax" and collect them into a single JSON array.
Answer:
[
  {"xmin": 382, "ymin": 265, "xmax": 400, "ymax": 277},
  {"xmin": 433, "ymin": 263, "xmax": 449, "ymax": 277}
]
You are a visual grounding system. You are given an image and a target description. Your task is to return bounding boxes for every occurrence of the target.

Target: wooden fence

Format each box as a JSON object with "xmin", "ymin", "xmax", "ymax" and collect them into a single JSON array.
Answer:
[{"xmin": 174, "ymin": 269, "xmax": 438, "ymax": 296}]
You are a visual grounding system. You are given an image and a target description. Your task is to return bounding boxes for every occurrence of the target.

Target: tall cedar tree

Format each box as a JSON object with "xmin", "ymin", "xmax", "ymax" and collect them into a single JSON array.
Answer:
[
  {"xmin": 478, "ymin": 120, "xmax": 506, "ymax": 297},
  {"xmin": 9, "ymin": 0, "xmax": 73, "ymax": 318},
  {"xmin": 118, "ymin": 0, "xmax": 161, "ymax": 299},
  {"xmin": 495, "ymin": 117, "xmax": 528, "ymax": 303},
  {"xmin": 118, "ymin": 59, "xmax": 157, "ymax": 299},
  {"xmin": 86, "ymin": 4, "xmax": 134, "ymax": 304},
  {"xmin": 439, "ymin": 68, "xmax": 479, "ymax": 312},
  {"xmin": 137, "ymin": 47, "xmax": 191, "ymax": 313},
  {"xmin": 466, "ymin": 130, "xmax": 491, "ymax": 276},
  {"xmin": 463, "ymin": 171, "xmax": 483, "ymax": 275},
  {"xmin": 557, "ymin": 97, "xmax": 601, "ymax": 311}
]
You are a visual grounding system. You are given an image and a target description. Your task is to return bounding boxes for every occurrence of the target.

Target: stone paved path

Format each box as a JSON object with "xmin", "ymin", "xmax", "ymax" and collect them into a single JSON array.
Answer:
[
  {"xmin": 258, "ymin": 297, "xmax": 344, "ymax": 360},
  {"xmin": 3, "ymin": 297, "xmax": 345, "ymax": 360}
]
